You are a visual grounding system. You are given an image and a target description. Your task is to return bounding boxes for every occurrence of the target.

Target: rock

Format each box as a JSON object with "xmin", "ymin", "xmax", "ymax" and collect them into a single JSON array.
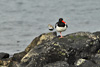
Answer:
[
  {"xmin": 93, "ymin": 31, "xmax": 100, "ymax": 38},
  {"xmin": 0, "ymin": 53, "xmax": 9, "ymax": 59},
  {"xmin": 0, "ymin": 58, "xmax": 11, "ymax": 66},
  {"xmin": 12, "ymin": 51, "xmax": 26, "ymax": 62},
  {"xmin": 43, "ymin": 61, "xmax": 69, "ymax": 67},
  {"xmin": 8, "ymin": 51, "xmax": 26, "ymax": 67},
  {"xmin": 78, "ymin": 60, "xmax": 100, "ymax": 67},
  {"xmin": 91, "ymin": 54, "xmax": 100, "ymax": 66},
  {"xmin": 74, "ymin": 58, "xmax": 86, "ymax": 66},
  {"xmin": 8, "ymin": 61, "xmax": 20, "ymax": 67},
  {"xmin": 0, "ymin": 52, "xmax": 10, "ymax": 66},
  {"xmin": 69, "ymin": 65, "xmax": 76, "ymax": 67},
  {"xmin": 25, "ymin": 32, "xmax": 57, "ymax": 52},
  {"xmin": 8, "ymin": 31, "xmax": 100, "ymax": 67},
  {"xmin": 53, "ymin": 32, "xmax": 100, "ymax": 65},
  {"xmin": 9, "ymin": 32, "xmax": 57, "ymax": 67},
  {"xmin": 20, "ymin": 42, "xmax": 68, "ymax": 67},
  {"xmin": 93, "ymin": 31, "xmax": 100, "ymax": 41}
]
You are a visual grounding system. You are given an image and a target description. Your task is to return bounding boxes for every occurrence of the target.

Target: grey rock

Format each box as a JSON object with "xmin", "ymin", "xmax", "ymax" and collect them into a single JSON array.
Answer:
[
  {"xmin": 8, "ymin": 31, "xmax": 100, "ymax": 67},
  {"xmin": 78, "ymin": 60, "xmax": 100, "ymax": 67},
  {"xmin": 25, "ymin": 32, "xmax": 57, "ymax": 52},
  {"xmin": 43, "ymin": 61, "xmax": 69, "ymax": 67},
  {"xmin": 0, "ymin": 52, "xmax": 9, "ymax": 59},
  {"xmin": 12, "ymin": 51, "xmax": 26, "ymax": 62},
  {"xmin": 91, "ymin": 54, "xmax": 100, "ymax": 66},
  {"xmin": 74, "ymin": 58, "xmax": 86, "ymax": 66}
]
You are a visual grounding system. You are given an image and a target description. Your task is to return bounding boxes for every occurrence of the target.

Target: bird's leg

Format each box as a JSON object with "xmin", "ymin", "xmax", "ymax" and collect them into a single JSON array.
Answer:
[{"xmin": 60, "ymin": 32, "xmax": 63, "ymax": 38}]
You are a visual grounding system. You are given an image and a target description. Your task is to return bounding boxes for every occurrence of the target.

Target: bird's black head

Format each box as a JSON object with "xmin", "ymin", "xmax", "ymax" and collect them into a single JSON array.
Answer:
[{"xmin": 59, "ymin": 18, "xmax": 63, "ymax": 22}]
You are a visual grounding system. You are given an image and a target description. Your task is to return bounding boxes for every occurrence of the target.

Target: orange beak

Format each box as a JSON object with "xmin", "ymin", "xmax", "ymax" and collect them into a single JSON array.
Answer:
[{"xmin": 62, "ymin": 20, "xmax": 66, "ymax": 24}]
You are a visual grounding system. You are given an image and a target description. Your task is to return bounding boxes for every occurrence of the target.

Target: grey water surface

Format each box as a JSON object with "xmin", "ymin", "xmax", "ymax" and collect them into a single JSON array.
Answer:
[{"xmin": 0, "ymin": 0, "xmax": 100, "ymax": 55}]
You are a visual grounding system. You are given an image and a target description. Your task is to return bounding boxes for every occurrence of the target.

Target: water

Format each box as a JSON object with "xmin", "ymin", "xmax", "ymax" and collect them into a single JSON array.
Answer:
[{"xmin": 0, "ymin": 0, "xmax": 100, "ymax": 55}]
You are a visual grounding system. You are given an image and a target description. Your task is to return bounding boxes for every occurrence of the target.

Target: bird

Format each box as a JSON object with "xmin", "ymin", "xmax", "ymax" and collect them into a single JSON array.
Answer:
[
  {"xmin": 55, "ymin": 18, "xmax": 68, "ymax": 38},
  {"xmin": 48, "ymin": 24, "xmax": 54, "ymax": 31}
]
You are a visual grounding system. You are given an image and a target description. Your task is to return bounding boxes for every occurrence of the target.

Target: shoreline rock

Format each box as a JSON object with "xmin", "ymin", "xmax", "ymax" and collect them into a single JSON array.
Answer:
[
  {"xmin": 1, "ymin": 31, "xmax": 100, "ymax": 67},
  {"xmin": 0, "ymin": 53, "xmax": 9, "ymax": 59},
  {"xmin": 0, "ymin": 52, "xmax": 10, "ymax": 66},
  {"xmin": 25, "ymin": 32, "xmax": 57, "ymax": 52}
]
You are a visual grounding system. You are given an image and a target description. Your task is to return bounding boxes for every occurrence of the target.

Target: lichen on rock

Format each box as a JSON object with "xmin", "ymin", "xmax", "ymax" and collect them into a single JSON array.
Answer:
[
  {"xmin": 25, "ymin": 32, "xmax": 57, "ymax": 52},
  {"xmin": 5, "ymin": 31, "xmax": 100, "ymax": 67}
]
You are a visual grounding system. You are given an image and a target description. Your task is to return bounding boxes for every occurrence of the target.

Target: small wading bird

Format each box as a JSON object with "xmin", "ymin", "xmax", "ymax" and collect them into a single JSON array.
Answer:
[
  {"xmin": 48, "ymin": 24, "xmax": 54, "ymax": 31},
  {"xmin": 55, "ymin": 18, "xmax": 68, "ymax": 38}
]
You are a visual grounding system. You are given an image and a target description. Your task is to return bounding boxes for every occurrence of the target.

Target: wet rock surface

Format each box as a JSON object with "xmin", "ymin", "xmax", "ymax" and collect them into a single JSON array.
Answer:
[{"xmin": 1, "ymin": 31, "xmax": 100, "ymax": 67}]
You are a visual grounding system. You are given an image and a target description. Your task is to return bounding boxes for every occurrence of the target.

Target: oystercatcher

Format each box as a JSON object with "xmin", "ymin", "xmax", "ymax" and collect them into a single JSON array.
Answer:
[{"xmin": 55, "ymin": 18, "xmax": 68, "ymax": 38}]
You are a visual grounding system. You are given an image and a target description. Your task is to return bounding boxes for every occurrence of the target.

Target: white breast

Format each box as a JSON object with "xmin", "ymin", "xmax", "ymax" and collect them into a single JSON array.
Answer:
[{"xmin": 56, "ymin": 25, "xmax": 67, "ymax": 32}]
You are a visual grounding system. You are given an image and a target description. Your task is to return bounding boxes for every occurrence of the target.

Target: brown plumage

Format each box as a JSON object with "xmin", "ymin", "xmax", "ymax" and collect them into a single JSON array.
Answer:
[{"xmin": 48, "ymin": 24, "xmax": 54, "ymax": 31}]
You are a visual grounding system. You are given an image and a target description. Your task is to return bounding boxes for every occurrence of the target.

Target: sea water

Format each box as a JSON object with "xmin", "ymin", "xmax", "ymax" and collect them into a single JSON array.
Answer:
[{"xmin": 0, "ymin": 0, "xmax": 100, "ymax": 55}]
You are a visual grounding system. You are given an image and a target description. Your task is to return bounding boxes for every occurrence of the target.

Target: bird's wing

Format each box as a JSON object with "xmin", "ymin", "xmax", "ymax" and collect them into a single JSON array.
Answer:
[
  {"xmin": 66, "ymin": 24, "xmax": 68, "ymax": 28},
  {"xmin": 55, "ymin": 22, "xmax": 58, "ymax": 28}
]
